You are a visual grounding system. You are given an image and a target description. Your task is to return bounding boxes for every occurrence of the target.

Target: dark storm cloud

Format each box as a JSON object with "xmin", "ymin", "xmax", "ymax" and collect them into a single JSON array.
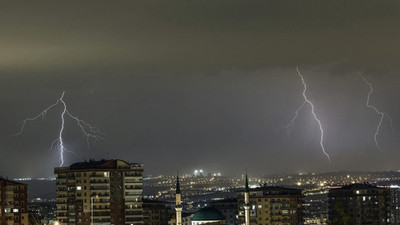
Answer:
[
  {"xmin": 0, "ymin": 0, "xmax": 400, "ymax": 177},
  {"xmin": 1, "ymin": 0, "xmax": 400, "ymax": 71}
]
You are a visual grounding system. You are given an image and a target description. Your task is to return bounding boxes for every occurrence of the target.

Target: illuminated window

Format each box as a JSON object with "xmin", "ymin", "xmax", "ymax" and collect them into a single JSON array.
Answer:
[{"xmin": 77, "ymin": 186, "xmax": 82, "ymax": 191}]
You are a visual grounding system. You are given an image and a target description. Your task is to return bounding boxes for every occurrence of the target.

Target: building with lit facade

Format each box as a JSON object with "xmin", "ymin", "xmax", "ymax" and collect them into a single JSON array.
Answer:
[
  {"xmin": 390, "ymin": 186, "xmax": 400, "ymax": 225},
  {"xmin": 237, "ymin": 183, "xmax": 303, "ymax": 225},
  {"xmin": 328, "ymin": 183, "xmax": 390, "ymax": 225},
  {"xmin": 54, "ymin": 159, "xmax": 144, "ymax": 225},
  {"xmin": 0, "ymin": 178, "xmax": 28, "ymax": 225}
]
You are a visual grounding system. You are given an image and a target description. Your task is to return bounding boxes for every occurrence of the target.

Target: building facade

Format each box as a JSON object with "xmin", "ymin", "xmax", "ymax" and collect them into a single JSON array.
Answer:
[
  {"xmin": 328, "ymin": 183, "xmax": 390, "ymax": 225},
  {"xmin": 390, "ymin": 186, "xmax": 400, "ymax": 225},
  {"xmin": 0, "ymin": 178, "xmax": 28, "ymax": 225},
  {"xmin": 209, "ymin": 198, "xmax": 237, "ymax": 225},
  {"xmin": 54, "ymin": 159, "xmax": 144, "ymax": 225},
  {"xmin": 237, "ymin": 185, "xmax": 303, "ymax": 225},
  {"xmin": 143, "ymin": 199, "xmax": 169, "ymax": 225}
]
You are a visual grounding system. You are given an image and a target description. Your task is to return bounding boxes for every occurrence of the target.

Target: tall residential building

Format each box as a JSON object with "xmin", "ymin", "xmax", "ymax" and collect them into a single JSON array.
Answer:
[
  {"xmin": 237, "ymin": 184, "xmax": 303, "ymax": 225},
  {"xmin": 328, "ymin": 183, "xmax": 390, "ymax": 225},
  {"xmin": 0, "ymin": 178, "xmax": 28, "ymax": 225},
  {"xmin": 54, "ymin": 159, "xmax": 144, "ymax": 225}
]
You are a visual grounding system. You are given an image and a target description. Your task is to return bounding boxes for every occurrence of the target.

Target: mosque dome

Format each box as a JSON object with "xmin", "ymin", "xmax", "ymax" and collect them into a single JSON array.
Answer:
[{"xmin": 191, "ymin": 207, "xmax": 225, "ymax": 221}]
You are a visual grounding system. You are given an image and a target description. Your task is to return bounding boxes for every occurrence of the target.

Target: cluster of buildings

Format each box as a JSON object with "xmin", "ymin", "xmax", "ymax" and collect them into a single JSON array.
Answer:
[{"xmin": 2, "ymin": 159, "xmax": 400, "ymax": 225}]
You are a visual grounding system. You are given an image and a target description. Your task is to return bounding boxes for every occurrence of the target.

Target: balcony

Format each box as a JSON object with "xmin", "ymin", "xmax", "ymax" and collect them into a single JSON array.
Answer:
[
  {"xmin": 90, "ymin": 186, "xmax": 110, "ymax": 191},
  {"xmin": 92, "ymin": 208, "xmax": 110, "ymax": 212},
  {"xmin": 90, "ymin": 180, "xmax": 109, "ymax": 184},
  {"xmin": 91, "ymin": 193, "xmax": 110, "ymax": 197},
  {"xmin": 125, "ymin": 186, "xmax": 142, "ymax": 190},
  {"xmin": 90, "ymin": 174, "xmax": 107, "ymax": 178}
]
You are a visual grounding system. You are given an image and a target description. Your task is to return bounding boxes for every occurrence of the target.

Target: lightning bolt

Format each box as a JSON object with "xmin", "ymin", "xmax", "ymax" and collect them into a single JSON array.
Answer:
[
  {"xmin": 14, "ymin": 91, "xmax": 104, "ymax": 166},
  {"xmin": 296, "ymin": 66, "xmax": 331, "ymax": 162},
  {"xmin": 357, "ymin": 72, "xmax": 392, "ymax": 151},
  {"xmin": 284, "ymin": 101, "xmax": 306, "ymax": 137}
]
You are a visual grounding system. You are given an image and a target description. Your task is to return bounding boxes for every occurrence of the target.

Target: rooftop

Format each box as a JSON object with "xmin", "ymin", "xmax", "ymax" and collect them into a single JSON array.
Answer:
[
  {"xmin": 0, "ymin": 177, "xmax": 28, "ymax": 186},
  {"xmin": 54, "ymin": 159, "xmax": 143, "ymax": 172},
  {"xmin": 333, "ymin": 183, "xmax": 386, "ymax": 190},
  {"xmin": 239, "ymin": 185, "xmax": 302, "ymax": 196}
]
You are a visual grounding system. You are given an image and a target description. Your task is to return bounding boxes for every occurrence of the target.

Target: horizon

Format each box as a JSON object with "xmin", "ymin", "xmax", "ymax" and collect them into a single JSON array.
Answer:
[{"xmin": 8, "ymin": 167, "xmax": 400, "ymax": 180}]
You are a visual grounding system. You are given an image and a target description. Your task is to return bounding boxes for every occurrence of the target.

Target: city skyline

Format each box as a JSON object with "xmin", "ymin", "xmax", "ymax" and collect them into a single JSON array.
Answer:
[{"xmin": 1, "ymin": 0, "xmax": 400, "ymax": 177}]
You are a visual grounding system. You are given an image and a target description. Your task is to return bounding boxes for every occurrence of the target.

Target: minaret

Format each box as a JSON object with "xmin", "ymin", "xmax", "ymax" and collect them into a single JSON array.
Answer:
[
  {"xmin": 175, "ymin": 174, "xmax": 182, "ymax": 225},
  {"xmin": 244, "ymin": 172, "xmax": 250, "ymax": 225}
]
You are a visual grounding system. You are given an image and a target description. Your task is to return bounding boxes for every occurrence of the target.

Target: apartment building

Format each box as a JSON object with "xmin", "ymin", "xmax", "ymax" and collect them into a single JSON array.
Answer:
[
  {"xmin": 54, "ymin": 159, "xmax": 144, "ymax": 225},
  {"xmin": 0, "ymin": 178, "xmax": 28, "ymax": 225}
]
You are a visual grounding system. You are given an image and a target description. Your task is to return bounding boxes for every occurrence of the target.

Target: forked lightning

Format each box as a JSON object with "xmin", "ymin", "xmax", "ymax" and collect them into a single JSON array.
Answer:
[{"xmin": 14, "ymin": 91, "xmax": 104, "ymax": 166}]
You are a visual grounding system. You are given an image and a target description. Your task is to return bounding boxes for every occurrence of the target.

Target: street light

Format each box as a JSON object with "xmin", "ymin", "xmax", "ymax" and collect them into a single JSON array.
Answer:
[{"xmin": 91, "ymin": 195, "xmax": 99, "ymax": 225}]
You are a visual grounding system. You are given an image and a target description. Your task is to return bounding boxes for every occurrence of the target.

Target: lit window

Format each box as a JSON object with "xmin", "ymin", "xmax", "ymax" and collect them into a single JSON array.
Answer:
[
  {"xmin": 77, "ymin": 186, "xmax": 82, "ymax": 191},
  {"xmin": 13, "ymin": 209, "xmax": 19, "ymax": 213}
]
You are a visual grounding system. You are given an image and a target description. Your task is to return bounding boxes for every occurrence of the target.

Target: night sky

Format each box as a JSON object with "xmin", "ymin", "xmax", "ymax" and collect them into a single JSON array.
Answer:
[{"xmin": 1, "ymin": 1, "xmax": 400, "ymax": 177}]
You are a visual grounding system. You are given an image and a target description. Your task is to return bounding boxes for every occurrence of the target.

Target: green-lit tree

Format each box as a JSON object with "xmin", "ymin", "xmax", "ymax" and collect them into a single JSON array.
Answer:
[{"xmin": 331, "ymin": 202, "xmax": 354, "ymax": 225}]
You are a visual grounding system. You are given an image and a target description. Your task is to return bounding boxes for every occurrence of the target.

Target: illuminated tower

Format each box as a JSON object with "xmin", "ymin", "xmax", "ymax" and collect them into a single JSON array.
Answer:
[
  {"xmin": 175, "ymin": 175, "xmax": 183, "ymax": 225},
  {"xmin": 244, "ymin": 173, "xmax": 250, "ymax": 225}
]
